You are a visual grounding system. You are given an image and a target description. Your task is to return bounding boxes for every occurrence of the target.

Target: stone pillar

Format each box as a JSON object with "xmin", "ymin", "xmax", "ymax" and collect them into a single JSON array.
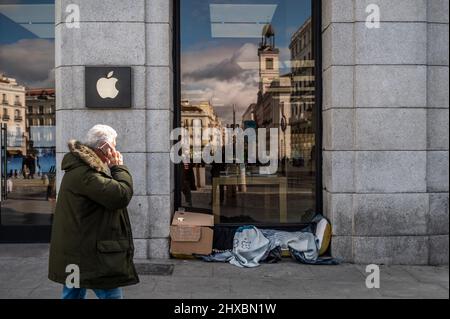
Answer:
[
  {"xmin": 322, "ymin": 0, "xmax": 449, "ymax": 264},
  {"xmin": 55, "ymin": 0, "xmax": 174, "ymax": 259}
]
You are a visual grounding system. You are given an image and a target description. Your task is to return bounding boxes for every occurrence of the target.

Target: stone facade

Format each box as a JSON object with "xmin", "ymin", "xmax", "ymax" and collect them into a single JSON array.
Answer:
[
  {"xmin": 322, "ymin": 0, "xmax": 449, "ymax": 264},
  {"xmin": 55, "ymin": 0, "xmax": 449, "ymax": 264}
]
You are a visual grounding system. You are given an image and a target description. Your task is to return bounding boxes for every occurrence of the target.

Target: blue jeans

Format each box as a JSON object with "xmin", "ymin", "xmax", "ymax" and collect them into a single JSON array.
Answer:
[{"xmin": 62, "ymin": 285, "xmax": 123, "ymax": 299}]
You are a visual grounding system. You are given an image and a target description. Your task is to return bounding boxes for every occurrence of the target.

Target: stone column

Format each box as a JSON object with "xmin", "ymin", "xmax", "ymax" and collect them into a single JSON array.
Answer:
[
  {"xmin": 145, "ymin": 0, "xmax": 174, "ymax": 259},
  {"xmin": 55, "ymin": 0, "xmax": 174, "ymax": 259},
  {"xmin": 322, "ymin": 0, "xmax": 449, "ymax": 264},
  {"xmin": 426, "ymin": 0, "xmax": 449, "ymax": 265}
]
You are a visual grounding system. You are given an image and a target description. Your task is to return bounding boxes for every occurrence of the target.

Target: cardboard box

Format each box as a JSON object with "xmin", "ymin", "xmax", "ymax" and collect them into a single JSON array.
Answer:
[{"xmin": 170, "ymin": 211, "xmax": 214, "ymax": 256}]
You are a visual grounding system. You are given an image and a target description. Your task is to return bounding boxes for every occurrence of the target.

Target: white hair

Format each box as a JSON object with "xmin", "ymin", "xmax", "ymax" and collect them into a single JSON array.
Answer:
[{"xmin": 84, "ymin": 124, "xmax": 118, "ymax": 149}]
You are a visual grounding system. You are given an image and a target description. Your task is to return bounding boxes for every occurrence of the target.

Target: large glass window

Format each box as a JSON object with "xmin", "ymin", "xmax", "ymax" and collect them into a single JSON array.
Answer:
[
  {"xmin": 180, "ymin": 0, "xmax": 318, "ymax": 224},
  {"xmin": 0, "ymin": 0, "xmax": 56, "ymax": 227}
]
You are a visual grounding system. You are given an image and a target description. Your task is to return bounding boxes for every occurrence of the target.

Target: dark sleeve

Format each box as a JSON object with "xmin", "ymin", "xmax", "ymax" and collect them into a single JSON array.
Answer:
[{"xmin": 80, "ymin": 165, "xmax": 133, "ymax": 210}]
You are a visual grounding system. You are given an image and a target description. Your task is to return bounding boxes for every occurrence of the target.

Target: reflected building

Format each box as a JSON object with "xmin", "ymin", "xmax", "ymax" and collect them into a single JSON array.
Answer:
[
  {"xmin": 0, "ymin": 74, "xmax": 27, "ymax": 156},
  {"xmin": 289, "ymin": 17, "xmax": 315, "ymax": 165},
  {"xmin": 25, "ymin": 89, "xmax": 56, "ymax": 156},
  {"xmin": 244, "ymin": 25, "xmax": 293, "ymax": 161},
  {"xmin": 181, "ymin": 100, "xmax": 223, "ymax": 152},
  {"xmin": 242, "ymin": 19, "xmax": 315, "ymax": 170}
]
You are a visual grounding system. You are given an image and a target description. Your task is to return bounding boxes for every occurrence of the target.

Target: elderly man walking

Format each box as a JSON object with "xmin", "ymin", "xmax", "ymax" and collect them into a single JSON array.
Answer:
[{"xmin": 48, "ymin": 124, "xmax": 139, "ymax": 299}]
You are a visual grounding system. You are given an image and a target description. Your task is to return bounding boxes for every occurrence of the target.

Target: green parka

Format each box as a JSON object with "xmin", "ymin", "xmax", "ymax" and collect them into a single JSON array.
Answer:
[{"xmin": 48, "ymin": 140, "xmax": 139, "ymax": 289}]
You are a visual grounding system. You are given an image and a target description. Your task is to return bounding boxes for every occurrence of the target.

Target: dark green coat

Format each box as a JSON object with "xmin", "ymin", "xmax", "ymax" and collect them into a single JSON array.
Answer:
[{"xmin": 48, "ymin": 140, "xmax": 139, "ymax": 289}]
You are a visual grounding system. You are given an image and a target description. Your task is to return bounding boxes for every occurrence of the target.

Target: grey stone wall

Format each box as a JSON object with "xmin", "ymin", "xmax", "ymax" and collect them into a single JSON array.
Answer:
[
  {"xmin": 55, "ymin": 0, "xmax": 174, "ymax": 259},
  {"xmin": 322, "ymin": 0, "xmax": 449, "ymax": 264}
]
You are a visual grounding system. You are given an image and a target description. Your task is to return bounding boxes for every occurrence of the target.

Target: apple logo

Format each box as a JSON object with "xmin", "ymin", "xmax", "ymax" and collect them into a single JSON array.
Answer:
[{"xmin": 96, "ymin": 71, "xmax": 119, "ymax": 99}]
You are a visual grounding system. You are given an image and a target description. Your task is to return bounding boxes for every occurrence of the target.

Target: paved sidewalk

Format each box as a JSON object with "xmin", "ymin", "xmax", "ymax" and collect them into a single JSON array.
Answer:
[{"xmin": 0, "ymin": 244, "xmax": 448, "ymax": 299}]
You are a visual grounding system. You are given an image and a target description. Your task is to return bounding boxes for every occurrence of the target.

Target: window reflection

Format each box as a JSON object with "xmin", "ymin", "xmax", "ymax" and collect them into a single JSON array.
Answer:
[{"xmin": 181, "ymin": 0, "xmax": 316, "ymax": 224}]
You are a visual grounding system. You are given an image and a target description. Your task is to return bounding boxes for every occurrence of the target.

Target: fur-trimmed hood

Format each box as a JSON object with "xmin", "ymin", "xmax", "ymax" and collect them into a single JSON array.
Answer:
[{"xmin": 62, "ymin": 140, "xmax": 109, "ymax": 175}]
